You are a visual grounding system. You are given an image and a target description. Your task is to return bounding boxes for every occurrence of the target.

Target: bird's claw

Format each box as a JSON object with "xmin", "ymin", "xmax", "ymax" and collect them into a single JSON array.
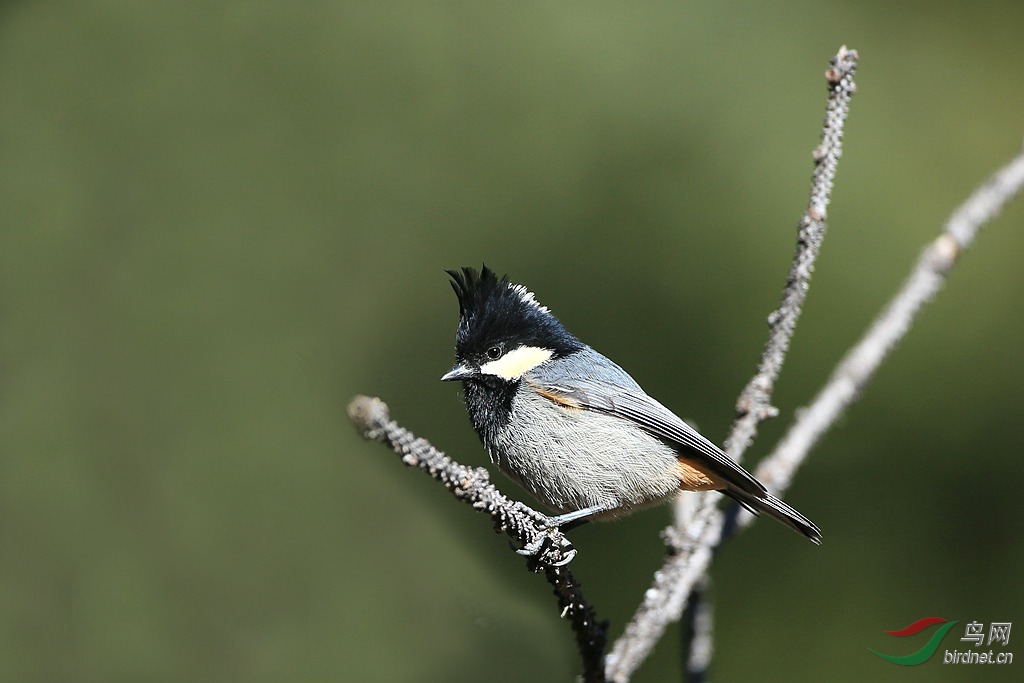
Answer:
[
  {"xmin": 515, "ymin": 527, "xmax": 577, "ymax": 566},
  {"xmin": 516, "ymin": 534, "xmax": 548, "ymax": 557},
  {"xmin": 502, "ymin": 503, "xmax": 578, "ymax": 565},
  {"xmin": 549, "ymin": 544, "xmax": 577, "ymax": 566}
]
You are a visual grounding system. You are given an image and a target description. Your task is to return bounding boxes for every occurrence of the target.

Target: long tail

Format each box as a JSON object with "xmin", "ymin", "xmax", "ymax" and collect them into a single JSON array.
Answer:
[{"xmin": 724, "ymin": 487, "xmax": 822, "ymax": 544}]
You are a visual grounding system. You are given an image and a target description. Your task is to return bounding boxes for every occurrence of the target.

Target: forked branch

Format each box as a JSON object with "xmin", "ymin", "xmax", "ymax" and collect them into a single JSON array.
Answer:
[
  {"xmin": 726, "ymin": 45, "xmax": 859, "ymax": 458},
  {"xmin": 347, "ymin": 395, "xmax": 608, "ymax": 682},
  {"xmin": 751, "ymin": 146, "xmax": 1024, "ymax": 501},
  {"xmin": 349, "ymin": 46, "xmax": 1024, "ymax": 683},
  {"xmin": 608, "ymin": 45, "xmax": 860, "ymax": 683}
]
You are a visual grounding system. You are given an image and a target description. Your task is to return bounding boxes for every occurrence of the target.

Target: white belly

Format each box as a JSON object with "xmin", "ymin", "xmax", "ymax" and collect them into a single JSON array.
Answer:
[{"xmin": 488, "ymin": 389, "xmax": 682, "ymax": 516}]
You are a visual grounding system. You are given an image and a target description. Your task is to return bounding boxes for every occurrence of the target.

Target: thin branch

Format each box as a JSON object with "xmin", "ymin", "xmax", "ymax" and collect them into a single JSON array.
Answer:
[
  {"xmin": 682, "ymin": 577, "xmax": 714, "ymax": 683},
  {"xmin": 351, "ymin": 49, "xmax": 1024, "ymax": 683},
  {"xmin": 640, "ymin": 141, "xmax": 1024, "ymax": 683},
  {"xmin": 606, "ymin": 45, "xmax": 860, "ymax": 683},
  {"xmin": 749, "ymin": 146, "xmax": 1024, "ymax": 503},
  {"xmin": 347, "ymin": 395, "xmax": 608, "ymax": 682},
  {"xmin": 604, "ymin": 513, "xmax": 722, "ymax": 682},
  {"xmin": 610, "ymin": 146, "xmax": 1024, "ymax": 683},
  {"xmin": 725, "ymin": 45, "xmax": 860, "ymax": 458},
  {"xmin": 676, "ymin": 46, "xmax": 858, "ymax": 535}
]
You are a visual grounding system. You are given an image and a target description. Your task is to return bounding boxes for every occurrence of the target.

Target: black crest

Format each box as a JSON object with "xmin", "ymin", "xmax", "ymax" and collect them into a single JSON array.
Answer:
[{"xmin": 446, "ymin": 265, "xmax": 582, "ymax": 360}]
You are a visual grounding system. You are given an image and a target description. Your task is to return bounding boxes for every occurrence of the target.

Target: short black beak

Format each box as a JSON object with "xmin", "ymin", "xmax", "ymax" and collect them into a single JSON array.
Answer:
[{"xmin": 441, "ymin": 363, "xmax": 474, "ymax": 382}]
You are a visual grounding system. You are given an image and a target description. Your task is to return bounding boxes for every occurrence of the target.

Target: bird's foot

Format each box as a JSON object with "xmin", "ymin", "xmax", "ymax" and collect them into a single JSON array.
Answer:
[{"xmin": 515, "ymin": 529, "xmax": 577, "ymax": 566}]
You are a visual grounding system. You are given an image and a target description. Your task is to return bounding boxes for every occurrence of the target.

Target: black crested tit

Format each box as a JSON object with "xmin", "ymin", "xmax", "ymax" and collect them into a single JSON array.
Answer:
[{"xmin": 441, "ymin": 265, "xmax": 821, "ymax": 543}]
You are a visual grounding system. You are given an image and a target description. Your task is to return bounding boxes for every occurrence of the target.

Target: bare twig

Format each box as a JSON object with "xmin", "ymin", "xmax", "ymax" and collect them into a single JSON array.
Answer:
[
  {"xmin": 606, "ymin": 46, "xmax": 859, "ymax": 683},
  {"xmin": 352, "ymin": 48, "xmax": 1024, "ymax": 683},
  {"xmin": 604, "ymin": 513, "xmax": 723, "ymax": 682},
  {"xmin": 613, "ymin": 145, "xmax": 1024, "ymax": 683},
  {"xmin": 725, "ymin": 45, "xmax": 860, "ymax": 458},
  {"xmin": 677, "ymin": 46, "xmax": 858, "ymax": 536},
  {"xmin": 347, "ymin": 395, "xmax": 608, "ymax": 682},
  {"xmin": 682, "ymin": 577, "xmax": 714, "ymax": 683},
  {"xmin": 749, "ymin": 146, "xmax": 1024, "ymax": 502}
]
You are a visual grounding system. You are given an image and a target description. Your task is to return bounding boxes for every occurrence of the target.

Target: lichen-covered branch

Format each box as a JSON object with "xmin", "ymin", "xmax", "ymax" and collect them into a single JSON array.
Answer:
[
  {"xmin": 351, "ymin": 48, "xmax": 1024, "ymax": 683},
  {"xmin": 347, "ymin": 395, "xmax": 608, "ymax": 682},
  {"xmin": 604, "ymin": 509, "xmax": 722, "ymax": 682},
  {"xmin": 618, "ymin": 127, "xmax": 1024, "ymax": 683},
  {"xmin": 725, "ymin": 45, "xmax": 859, "ymax": 459},
  {"xmin": 607, "ymin": 45, "xmax": 860, "ymax": 683},
  {"xmin": 675, "ymin": 46, "xmax": 858, "ymax": 536},
  {"xmin": 749, "ymin": 146, "xmax": 1024, "ymax": 503},
  {"xmin": 682, "ymin": 577, "xmax": 714, "ymax": 683}
]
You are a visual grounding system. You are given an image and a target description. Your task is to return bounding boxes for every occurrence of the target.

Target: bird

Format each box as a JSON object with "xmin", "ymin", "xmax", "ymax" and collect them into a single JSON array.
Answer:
[{"xmin": 440, "ymin": 265, "xmax": 821, "ymax": 544}]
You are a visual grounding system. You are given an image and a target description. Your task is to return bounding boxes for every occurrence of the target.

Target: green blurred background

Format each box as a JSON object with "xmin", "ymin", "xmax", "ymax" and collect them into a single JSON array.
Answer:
[{"xmin": 2, "ymin": 2, "xmax": 1022, "ymax": 681}]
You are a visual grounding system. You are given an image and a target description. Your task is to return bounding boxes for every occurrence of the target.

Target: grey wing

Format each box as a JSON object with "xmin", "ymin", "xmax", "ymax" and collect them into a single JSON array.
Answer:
[
  {"xmin": 528, "ymin": 348, "xmax": 822, "ymax": 543},
  {"xmin": 539, "ymin": 373, "xmax": 766, "ymax": 497}
]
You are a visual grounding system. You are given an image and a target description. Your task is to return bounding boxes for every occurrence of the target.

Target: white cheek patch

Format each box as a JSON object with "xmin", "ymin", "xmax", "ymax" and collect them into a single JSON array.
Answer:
[{"xmin": 480, "ymin": 345, "xmax": 553, "ymax": 380}]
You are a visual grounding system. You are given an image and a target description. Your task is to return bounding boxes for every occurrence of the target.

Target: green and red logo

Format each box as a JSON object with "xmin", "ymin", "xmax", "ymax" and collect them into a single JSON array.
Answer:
[{"xmin": 869, "ymin": 616, "xmax": 959, "ymax": 665}]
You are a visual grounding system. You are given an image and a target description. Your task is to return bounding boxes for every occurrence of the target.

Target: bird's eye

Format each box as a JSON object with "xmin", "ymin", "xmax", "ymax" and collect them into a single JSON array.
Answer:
[{"xmin": 486, "ymin": 345, "xmax": 502, "ymax": 360}]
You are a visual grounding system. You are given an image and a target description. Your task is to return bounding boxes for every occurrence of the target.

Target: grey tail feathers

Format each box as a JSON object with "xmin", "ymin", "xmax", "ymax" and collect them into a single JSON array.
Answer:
[{"xmin": 724, "ymin": 488, "xmax": 822, "ymax": 544}]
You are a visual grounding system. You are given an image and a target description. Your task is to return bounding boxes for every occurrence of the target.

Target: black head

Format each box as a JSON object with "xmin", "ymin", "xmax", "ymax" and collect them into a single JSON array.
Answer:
[{"xmin": 441, "ymin": 265, "xmax": 583, "ymax": 384}]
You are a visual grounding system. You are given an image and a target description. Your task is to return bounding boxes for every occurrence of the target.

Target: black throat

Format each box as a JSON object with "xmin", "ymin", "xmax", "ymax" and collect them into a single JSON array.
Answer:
[{"xmin": 461, "ymin": 375, "xmax": 516, "ymax": 448}]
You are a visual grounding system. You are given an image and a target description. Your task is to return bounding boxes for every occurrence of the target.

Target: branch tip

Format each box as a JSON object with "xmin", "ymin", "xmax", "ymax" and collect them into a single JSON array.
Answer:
[
  {"xmin": 349, "ymin": 394, "xmax": 606, "ymax": 679},
  {"xmin": 347, "ymin": 394, "xmax": 389, "ymax": 438},
  {"xmin": 752, "ymin": 147, "xmax": 1024, "ymax": 498},
  {"xmin": 612, "ymin": 45, "xmax": 861, "ymax": 681}
]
